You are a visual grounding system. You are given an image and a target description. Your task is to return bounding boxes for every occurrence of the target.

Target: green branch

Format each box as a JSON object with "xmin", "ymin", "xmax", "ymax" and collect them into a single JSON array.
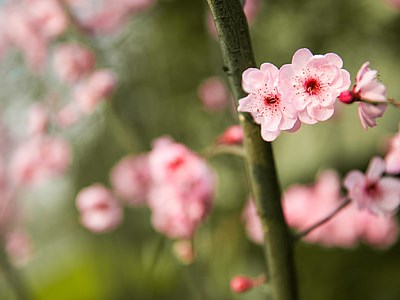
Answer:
[{"xmin": 205, "ymin": 1, "xmax": 298, "ymax": 299}]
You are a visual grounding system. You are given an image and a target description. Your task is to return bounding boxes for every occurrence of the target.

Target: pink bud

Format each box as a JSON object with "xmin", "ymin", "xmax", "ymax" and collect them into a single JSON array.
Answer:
[
  {"xmin": 230, "ymin": 275, "xmax": 254, "ymax": 293},
  {"xmin": 217, "ymin": 125, "xmax": 243, "ymax": 145},
  {"xmin": 339, "ymin": 91, "xmax": 354, "ymax": 104}
]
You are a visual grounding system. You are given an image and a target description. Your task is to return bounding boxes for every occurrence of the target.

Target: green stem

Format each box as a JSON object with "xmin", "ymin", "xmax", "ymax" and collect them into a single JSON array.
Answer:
[
  {"xmin": 205, "ymin": 1, "xmax": 297, "ymax": 299},
  {"xmin": 0, "ymin": 241, "xmax": 31, "ymax": 300}
]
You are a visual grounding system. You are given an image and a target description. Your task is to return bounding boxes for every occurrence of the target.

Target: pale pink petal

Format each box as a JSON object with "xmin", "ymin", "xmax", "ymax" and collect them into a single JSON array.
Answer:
[
  {"xmin": 260, "ymin": 128, "xmax": 280, "ymax": 142},
  {"xmin": 291, "ymin": 48, "xmax": 313, "ymax": 70},
  {"xmin": 366, "ymin": 156, "xmax": 386, "ymax": 181}
]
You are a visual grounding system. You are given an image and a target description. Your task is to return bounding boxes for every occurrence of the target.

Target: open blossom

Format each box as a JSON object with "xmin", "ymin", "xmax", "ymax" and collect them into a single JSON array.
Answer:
[
  {"xmin": 197, "ymin": 77, "xmax": 229, "ymax": 111},
  {"xmin": 279, "ymin": 48, "xmax": 351, "ymax": 124},
  {"xmin": 110, "ymin": 154, "xmax": 150, "ymax": 206},
  {"xmin": 339, "ymin": 62, "xmax": 387, "ymax": 129},
  {"xmin": 147, "ymin": 137, "xmax": 215, "ymax": 239},
  {"xmin": 10, "ymin": 136, "xmax": 71, "ymax": 187},
  {"xmin": 344, "ymin": 157, "xmax": 400, "ymax": 216},
  {"xmin": 74, "ymin": 69, "xmax": 117, "ymax": 113},
  {"xmin": 385, "ymin": 130, "xmax": 400, "ymax": 174},
  {"xmin": 76, "ymin": 184, "xmax": 123, "ymax": 233},
  {"xmin": 53, "ymin": 43, "xmax": 96, "ymax": 83},
  {"xmin": 238, "ymin": 63, "xmax": 298, "ymax": 141}
]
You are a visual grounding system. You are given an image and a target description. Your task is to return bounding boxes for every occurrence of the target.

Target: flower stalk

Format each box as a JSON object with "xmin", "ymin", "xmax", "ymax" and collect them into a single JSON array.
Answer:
[{"xmin": 205, "ymin": 1, "xmax": 297, "ymax": 299}]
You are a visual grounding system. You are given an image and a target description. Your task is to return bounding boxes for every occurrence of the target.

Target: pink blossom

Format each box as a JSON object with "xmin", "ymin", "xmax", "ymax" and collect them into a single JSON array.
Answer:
[
  {"xmin": 238, "ymin": 63, "xmax": 298, "ymax": 141},
  {"xmin": 5, "ymin": 229, "xmax": 32, "ymax": 266},
  {"xmin": 358, "ymin": 102, "xmax": 387, "ymax": 129},
  {"xmin": 197, "ymin": 77, "xmax": 229, "ymax": 111},
  {"xmin": 25, "ymin": 0, "xmax": 68, "ymax": 39},
  {"xmin": 279, "ymin": 48, "xmax": 351, "ymax": 124},
  {"xmin": 147, "ymin": 137, "xmax": 215, "ymax": 239},
  {"xmin": 217, "ymin": 125, "xmax": 244, "ymax": 145},
  {"xmin": 76, "ymin": 184, "xmax": 123, "ymax": 233},
  {"xmin": 53, "ymin": 43, "xmax": 96, "ymax": 83},
  {"xmin": 10, "ymin": 136, "xmax": 71, "ymax": 187},
  {"xmin": 27, "ymin": 104, "xmax": 49, "ymax": 136},
  {"xmin": 385, "ymin": 131, "xmax": 400, "ymax": 174},
  {"xmin": 230, "ymin": 275, "xmax": 254, "ymax": 293},
  {"xmin": 344, "ymin": 156, "xmax": 400, "ymax": 216},
  {"xmin": 110, "ymin": 154, "xmax": 150, "ymax": 206},
  {"xmin": 56, "ymin": 104, "xmax": 83, "ymax": 128},
  {"xmin": 242, "ymin": 198, "xmax": 263, "ymax": 244},
  {"xmin": 74, "ymin": 69, "xmax": 117, "ymax": 113}
]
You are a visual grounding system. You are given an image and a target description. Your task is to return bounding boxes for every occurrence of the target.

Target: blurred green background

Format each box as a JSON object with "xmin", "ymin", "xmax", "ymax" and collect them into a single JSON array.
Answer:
[{"xmin": 1, "ymin": 0, "xmax": 400, "ymax": 299}]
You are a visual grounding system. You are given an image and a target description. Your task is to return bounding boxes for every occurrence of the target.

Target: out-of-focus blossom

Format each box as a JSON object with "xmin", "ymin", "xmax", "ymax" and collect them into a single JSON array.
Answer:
[
  {"xmin": 385, "ymin": 130, "xmax": 400, "ymax": 174},
  {"xmin": 0, "ymin": 189, "xmax": 17, "ymax": 235},
  {"xmin": 81, "ymin": 0, "xmax": 155, "ymax": 35},
  {"xmin": 197, "ymin": 77, "xmax": 229, "ymax": 111},
  {"xmin": 238, "ymin": 63, "xmax": 298, "ymax": 141},
  {"xmin": 279, "ymin": 48, "xmax": 350, "ymax": 124},
  {"xmin": 244, "ymin": 169, "xmax": 399, "ymax": 248},
  {"xmin": 110, "ymin": 154, "xmax": 150, "ymax": 206},
  {"xmin": 217, "ymin": 125, "xmax": 243, "ymax": 145},
  {"xmin": 339, "ymin": 62, "xmax": 387, "ymax": 129},
  {"xmin": 5, "ymin": 229, "xmax": 32, "ymax": 266},
  {"xmin": 56, "ymin": 103, "xmax": 83, "ymax": 128},
  {"xmin": 74, "ymin": 69, "xmax": 117, "ymax": 113},
  {"xmin": 172, "ymin": 239, "xmax": 195, "ymax": 265},
  {"xmin": 76, "ymin": 184, "xmax": 123, "ymax": 233},
  {"xmin": 344, "ymin": 156, "xmax": 400, "ymax": 216},
  {"xmin": 53, "ymin": 43, "xmax": 96, "ymax": 83},
  {"xmin": 386, "ymin": 0, "xmax": 400, "ymax": 9},
  {"xmin": 27, "ymin": 104, "xmax": 49, "ymax": 136},
  {"xmin": 25, "ymin": 0, "xmax": 68, "ymax": 39},
  {"xmin": 242, "ymin": 198, "xmax": 263, "ymax": 244},
  {"xmin": 147, "ymin": 136, "xmax": 215, "ymax": 239},
  {"xmin": 10, "ymin": 136, "xmax": 71, "ymax": 187}
]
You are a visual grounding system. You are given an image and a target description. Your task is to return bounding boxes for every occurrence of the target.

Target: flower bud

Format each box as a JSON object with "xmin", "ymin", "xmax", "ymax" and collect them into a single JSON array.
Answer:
[{"xmin": 230, "ymin": 275, "xmax": 254, "ymax": 293}]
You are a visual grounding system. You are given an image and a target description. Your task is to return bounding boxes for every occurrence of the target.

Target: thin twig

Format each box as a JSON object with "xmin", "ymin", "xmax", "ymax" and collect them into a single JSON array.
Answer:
[{"xmin": 294, "ymin": 198, "xmax": 351, "ymax": 241}]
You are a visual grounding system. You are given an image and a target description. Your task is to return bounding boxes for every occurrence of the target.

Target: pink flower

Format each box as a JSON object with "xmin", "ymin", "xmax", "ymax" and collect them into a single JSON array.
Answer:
[
  {"xmin": 147, "ymin": 137, "xmax": 215, "ymax": 239},
  {"xmin": 242, "ymin": 198, "xmax": 263, "ymax": 244},
  {"xmin": 5, "ymin": 229, "xmax": 32, "ymax": 266},
  {"xmin": 385, "ymin": 131, "xmax": 400, "ymax": 174},
  {"xmin": 217, "ymin": 125, "xmax": 243, "ymax": 145},
  {"xmin": 358, "ymin": 102, "xmax": 387, "ymax": 130},
  {"xmin": 344, "ymin": 156, "xmax": 400, "ymax": 216},
  {"xmin": 230, "ymin": 275, "xmax": 254, "ymax": 293},
  {"xmin": 56, "ymin": 103, "xmax": 83, "ymax": 128},
  {"xmin": 279, "ymin": 48, "xmax": 350, "ymax": 124},
  {"xmin": 238, "ymin": 63, "xmax": 298, "ymax": 141},
  {"xmin": 110, "ymin": 154, "xmax": 150, "ymax": 206},
  {"xmin": 27, "ymin": 104, "xmax": 49, "ymax": 136},
  {"xmin": 76, "ymin": 184, "xmax": 123, "ymax": 233},
  {"xmin": 53, "ymin": 43, "xmax": 96, "ymax": 83},
  {"xmin": 10, "ymin": 136, "xmax": 71, "ymax": 187},
  {"xmin": 197, "ymin": 77, "xmax": 229, "ymax": 111},
  {"xmin": 74, "ymin": 69, "xmax": 117, "ymax": 113}
]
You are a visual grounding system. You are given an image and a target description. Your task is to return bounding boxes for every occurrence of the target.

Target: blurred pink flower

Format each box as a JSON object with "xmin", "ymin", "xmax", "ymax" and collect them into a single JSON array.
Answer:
[
  {"xmin": 344, "ymin": 156, "xmax": 400, "ymax": 216},
  {"xmin": 25, "ymin": 0, "xmax": 68, "ymax": 39},
  {"xmin": 27, "ymin": 104, "xmax": 49, "ymax": 136},
  {"xmin": 110, "ymin": 154, "xmax": 150, "ymax": 206},
  {"xmin": 53, "ymin": 43, "xmax": 96, "ymax": 83},
  {"xmin": 10, "ymin": 136, "xmax": 71, "ymax": 187},
  {"xmin": 279, "ymin": 48, "xmax": 350, "ymax": 124},
  {"xmin": 385, "ymin": 130, "xmax": 400, "ymax": 174},
  {"xmin": 242, "ymin": 198, "xmax": 263, "ymax": 244},
  {"xmin": 74, "ymin": 69, "xmax": 117, "ymax": 113},
  {"xmin": 197, "ymin": 77, "xmax": 229, "ymax": 111},
  {"xmin": 230, "ymin": 275, "xmax": 254, "ymax": 293},
  {"xmin": 56, "ymin": 103, "xmax": 83, "ymax": 128},
  {"xmin": 238, "ymin": 63, "xmax": 298, "ymax": 141},
  {"xmin": 5, "ymin": 229, "xmax": 32, "ymax": 266},
  {"xmin": 76, "ymin": 184, "xmax": 123, "ymax": 233},
  {"xmin": 147, "ymin": 137, "xmax": 215, "ymax": 239},
  {"xmin": 217, "ymin": 125, "xmax": 243, "ymax": 145}
]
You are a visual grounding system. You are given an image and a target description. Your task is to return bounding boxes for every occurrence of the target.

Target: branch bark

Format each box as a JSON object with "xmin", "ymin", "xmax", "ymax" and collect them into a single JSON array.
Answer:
[{"xmin": 205, "ymin": 1, "xmax": 298, "ymax": 299}]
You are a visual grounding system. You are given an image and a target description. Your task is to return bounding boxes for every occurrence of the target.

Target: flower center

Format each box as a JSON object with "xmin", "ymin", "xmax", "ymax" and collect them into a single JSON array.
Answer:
[
  {"xmin": 263, "ymin": 95, "xmax": 279, "ymax": 106},
  {"xmin": 365, "ymin": 182, "xmax": 380, "ymax": 198},
  {"xmin": 304, "ymin": 78, "xmax": 320, "ymax": 95},
  {"xmin": 168, "ymin": 156, "xmax": 185, "ymax": 171}
]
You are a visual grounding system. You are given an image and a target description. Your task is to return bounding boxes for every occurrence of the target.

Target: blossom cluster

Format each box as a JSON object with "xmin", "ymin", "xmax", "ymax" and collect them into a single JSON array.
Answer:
[
  {"xmin": 239, "ymin": 48, "xmax": 389, "ymax": 141},
  {"xmin": 76, "ymin": 136, "xmax": 216, "ymax": 240},
  {"xmin": 243, "ymin": 132, "xmax": 400, "ymax": 248}
]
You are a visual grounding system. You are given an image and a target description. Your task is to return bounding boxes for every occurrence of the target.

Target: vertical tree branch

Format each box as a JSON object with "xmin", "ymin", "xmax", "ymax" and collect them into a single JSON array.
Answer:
[{"xmin": 205, "ymin": 1, "xmax": 298, "ymax": 299}]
